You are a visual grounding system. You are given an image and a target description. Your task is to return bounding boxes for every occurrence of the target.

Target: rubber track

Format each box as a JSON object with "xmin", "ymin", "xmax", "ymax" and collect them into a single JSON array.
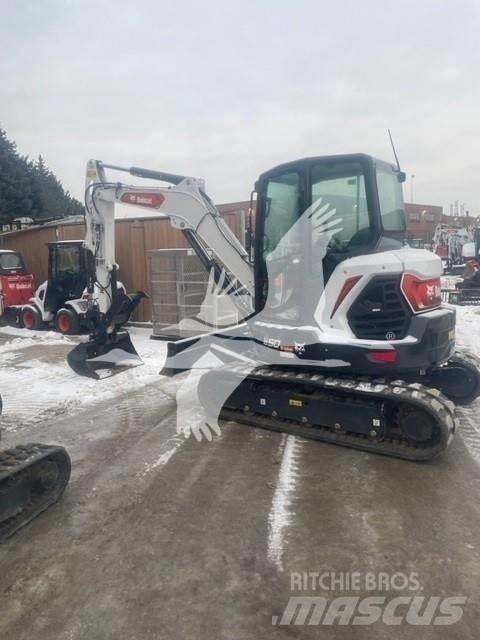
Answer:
[
  {"xmin": 0, "ymin": 443, "xmax": 71, "ymax": 542},
  {"xmin": 218, "ymin": 366, "xmax": 459, "ymax": 462}
]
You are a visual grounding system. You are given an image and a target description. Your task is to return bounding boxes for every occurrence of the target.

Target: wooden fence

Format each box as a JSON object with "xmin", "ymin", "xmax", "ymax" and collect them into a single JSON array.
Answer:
[{"xmin": 0, "ymin": 212, "xmax": 245, "ymax": 322}]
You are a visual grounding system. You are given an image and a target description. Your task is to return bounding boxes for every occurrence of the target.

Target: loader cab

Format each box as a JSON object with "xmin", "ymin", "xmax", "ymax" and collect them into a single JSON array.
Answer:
[
  {"xmin": 44, "ymin": 241, "xmax": 90, "ymax": 312},
  {"xmin": 253, "ymin": 153, "xmax": 406, "ymax": 314},
  {"xmin": 0, "ymin": 250, "xmax": 28, "ymax": 275}
]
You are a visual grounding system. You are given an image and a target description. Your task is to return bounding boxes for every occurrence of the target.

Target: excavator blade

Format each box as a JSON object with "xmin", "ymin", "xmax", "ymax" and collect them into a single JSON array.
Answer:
[
  {"xmin": 67, "ymin": 331, "xmax": 143, "ymax": 380},
  {"xmin": 159, "ymin": 323, "xmax": 252, "ymax": 376}
]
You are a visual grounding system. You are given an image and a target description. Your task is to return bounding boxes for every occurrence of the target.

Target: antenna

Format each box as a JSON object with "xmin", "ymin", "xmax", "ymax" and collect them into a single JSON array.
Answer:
[{"xmin": 388, "ymin": 129, "xmax": 401, "ymax": 170}]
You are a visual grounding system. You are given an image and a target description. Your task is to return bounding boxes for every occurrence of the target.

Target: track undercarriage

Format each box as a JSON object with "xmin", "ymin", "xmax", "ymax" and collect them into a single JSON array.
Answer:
[
  {"xmin": 0, "ymin": 443, "xmax": 71, "ymax": 542},
  {"xmin": 198, "ymin": 351, "xmax": 480, "ymax": 462}
]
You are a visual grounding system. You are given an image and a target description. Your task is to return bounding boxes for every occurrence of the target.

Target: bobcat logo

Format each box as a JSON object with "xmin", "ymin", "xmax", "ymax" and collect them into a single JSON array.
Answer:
[{"xmin": 294, "ymin": 342, "xmax": 306, "ymax": 355}]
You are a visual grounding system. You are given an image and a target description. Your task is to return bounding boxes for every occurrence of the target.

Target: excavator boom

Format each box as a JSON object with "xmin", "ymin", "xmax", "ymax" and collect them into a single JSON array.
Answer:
[{"xmin": 67, "ymin": 160, "xmax": 254, "ymax": 378}]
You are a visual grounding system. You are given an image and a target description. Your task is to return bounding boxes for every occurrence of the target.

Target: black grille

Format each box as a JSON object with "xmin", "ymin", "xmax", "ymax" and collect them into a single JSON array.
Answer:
[{"xmin": 347, "ymin": 276, "xmax": 411, "ymax": 340}]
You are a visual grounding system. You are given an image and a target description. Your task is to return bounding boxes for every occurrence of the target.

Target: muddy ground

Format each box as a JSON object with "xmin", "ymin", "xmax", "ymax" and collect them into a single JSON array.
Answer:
[{"xmin": 0, "ymin": 333, "xmax": 480, "ymax": 639}]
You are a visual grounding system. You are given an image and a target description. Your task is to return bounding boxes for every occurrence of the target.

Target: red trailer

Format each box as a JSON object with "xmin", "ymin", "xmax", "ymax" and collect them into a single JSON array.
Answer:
[{"xmin": 0, "ymin": 250, "xmax": 35, "ymax": 318}]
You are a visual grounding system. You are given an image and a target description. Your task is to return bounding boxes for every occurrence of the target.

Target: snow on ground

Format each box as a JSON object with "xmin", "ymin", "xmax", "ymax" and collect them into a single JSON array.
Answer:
[
  {"xmin": 267, "ymin": 434, "xmax": 302, "ymax": 572},
  {"xmin": 455, "ymin": 305, "xmax": 480, "ymax": 351},
  {"xmin": 451, "ymin": 305, "xmax": 480, "ymax": 465},
  {"xmin": 2, "ymin": 300, "xmax": 480, "ymax": 466},
  {"xmin": 0, "ymin": 325, "xmax": 167, "ymax": 433}
]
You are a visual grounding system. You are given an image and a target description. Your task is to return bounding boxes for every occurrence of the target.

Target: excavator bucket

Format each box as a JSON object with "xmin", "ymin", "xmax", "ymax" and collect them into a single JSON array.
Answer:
[
  {"xmin": 67, "ymin": 289, "xmax": 147, "ymax": 379},
  {"xmin": 67, "ymin": 331, "xmax": 143, "ymax": 380}
]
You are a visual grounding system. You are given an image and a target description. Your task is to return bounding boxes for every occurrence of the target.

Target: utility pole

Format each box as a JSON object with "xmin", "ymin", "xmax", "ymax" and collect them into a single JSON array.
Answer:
[{"xmin": 410, "ymin": 174, "xmax": 415, "ymax": 202}]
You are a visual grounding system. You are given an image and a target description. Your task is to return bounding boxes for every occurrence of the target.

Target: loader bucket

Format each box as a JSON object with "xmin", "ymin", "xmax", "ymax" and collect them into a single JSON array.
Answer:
[{"xmin": 67, "ymin": 331, "xmax": 143, "ymax": 379}]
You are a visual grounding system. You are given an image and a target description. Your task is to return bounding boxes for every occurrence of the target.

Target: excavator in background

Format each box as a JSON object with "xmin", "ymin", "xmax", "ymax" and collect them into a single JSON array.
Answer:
[
  {"xmin": 448, "ymin": 227, "xmax": 480, "ymax": 304},
  {"xmin": 432, "ymin": 223, "xmax": 474, "ymax": 273},
  {"xmin": 66, "ymin": 155, "xmax": 480, "ymax": 462},
  {"xmin": 0, "ymin": 395, "xmax": 71, "ymax": 542}
]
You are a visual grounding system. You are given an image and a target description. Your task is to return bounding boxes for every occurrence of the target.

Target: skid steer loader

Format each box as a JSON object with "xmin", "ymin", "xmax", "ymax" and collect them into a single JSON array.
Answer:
[
  {"xmin": 20, "ymin": 240, "xmax": 138, "ymax": 335},
  {"xmin": 66, "ymin": 154, "xmax": 480, "ymax": 461}
]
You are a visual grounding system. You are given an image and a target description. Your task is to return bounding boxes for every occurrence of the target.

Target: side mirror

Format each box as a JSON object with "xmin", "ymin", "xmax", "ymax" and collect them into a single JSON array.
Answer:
[{"xmin": 397, "ymin": 171, "xmax": 406, "ymax": 183}]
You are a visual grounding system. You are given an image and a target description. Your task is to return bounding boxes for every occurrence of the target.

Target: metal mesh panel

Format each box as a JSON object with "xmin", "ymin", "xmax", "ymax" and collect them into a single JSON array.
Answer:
[{"xmin": 148, "ymin": 248, "xmax": 239, "ymax": 338}]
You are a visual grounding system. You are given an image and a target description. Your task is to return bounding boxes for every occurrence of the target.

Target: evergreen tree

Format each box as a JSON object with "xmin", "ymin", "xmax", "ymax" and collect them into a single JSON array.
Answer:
[
  {"xmin": 0, "ymin": 129, "xmax": 33, "ymax": 222},
  {"xmin": 0, "ymin": 127, "xmax": 84, "ymax": 224}
]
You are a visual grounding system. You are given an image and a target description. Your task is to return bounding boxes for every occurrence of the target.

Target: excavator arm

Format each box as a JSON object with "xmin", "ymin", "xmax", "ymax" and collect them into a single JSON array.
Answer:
[
  {"xmin": 84, "ymin": 160, "xmax": 253, "ymax": 310},
  {"xmin": 67, "ymin": 160, "xmax": 254, "ymax": 378}
]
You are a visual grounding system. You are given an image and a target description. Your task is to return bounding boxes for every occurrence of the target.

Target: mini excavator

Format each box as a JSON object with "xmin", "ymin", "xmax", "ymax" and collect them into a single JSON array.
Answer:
[{"xmin": 64, "ymin": 155, "xmax": 480, "ymax": 462}]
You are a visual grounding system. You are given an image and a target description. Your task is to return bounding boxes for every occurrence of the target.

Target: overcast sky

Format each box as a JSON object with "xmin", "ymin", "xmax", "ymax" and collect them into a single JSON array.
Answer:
[{"xmin": 2, "ymin": 0, "xmax": 480, "ymax": 213}]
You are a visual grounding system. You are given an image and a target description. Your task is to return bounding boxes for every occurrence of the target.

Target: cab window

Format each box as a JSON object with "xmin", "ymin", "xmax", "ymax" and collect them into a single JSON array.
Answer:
[
  {"xmin": 0, "ymin": 252, "xmax": 23, "ymax": 270},
  {"xmin": 263, "ymin": 172, "xmax": 300, "ymax": 257},
  {"xmin": 311, "ymin": 161, "xmax": 371, "ymax": 253},
  {"xmin": 376, "ymin": 167, "xmax": 406, "ymax": 232}
]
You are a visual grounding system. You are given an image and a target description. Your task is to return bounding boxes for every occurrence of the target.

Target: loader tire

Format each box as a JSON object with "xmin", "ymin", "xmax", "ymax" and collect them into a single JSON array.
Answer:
[
  {"xmin": 55, "ymin": 308, "xmax": 79, "ymax": 335},
  {"xmin": 21, "ymin": 306, "xmax": 43, "ymax": 331}
]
